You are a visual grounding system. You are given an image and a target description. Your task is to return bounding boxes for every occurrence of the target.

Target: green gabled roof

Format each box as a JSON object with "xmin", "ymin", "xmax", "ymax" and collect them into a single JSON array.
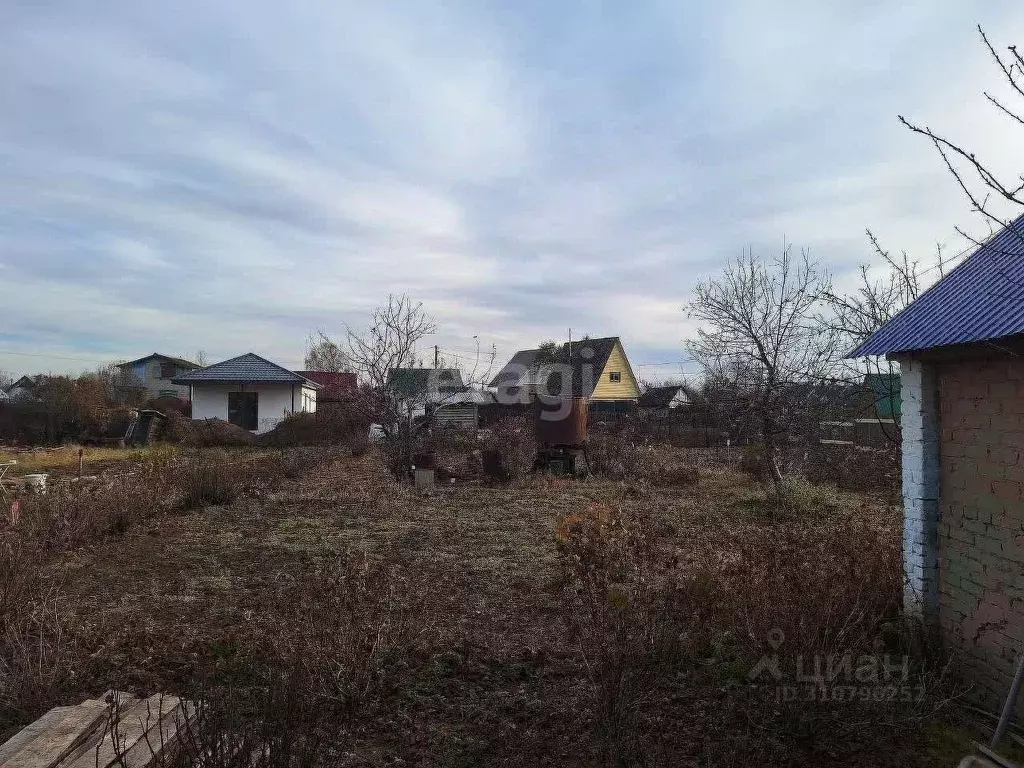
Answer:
[{"xmin": 386, "ymin": 368, "xmax": 464, "ymax": 398}]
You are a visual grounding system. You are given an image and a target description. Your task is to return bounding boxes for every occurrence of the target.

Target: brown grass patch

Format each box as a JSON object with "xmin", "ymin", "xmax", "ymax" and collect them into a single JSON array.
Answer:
[{"xmin": 0, "ymin": 445, "xmax": 958, "ymax": 767}]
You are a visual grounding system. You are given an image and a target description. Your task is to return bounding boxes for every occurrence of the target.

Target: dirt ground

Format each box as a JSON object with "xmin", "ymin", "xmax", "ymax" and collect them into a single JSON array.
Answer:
[{"xmin": 36, "ymin": 451, "xmax": 968, "ymax": 767}]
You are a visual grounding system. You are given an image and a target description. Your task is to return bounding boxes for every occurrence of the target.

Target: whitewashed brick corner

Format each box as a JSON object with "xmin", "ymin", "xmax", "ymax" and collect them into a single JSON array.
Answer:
[{"xmin": 899, "ymin": 358, "xmax": 941, "ymax": 621}]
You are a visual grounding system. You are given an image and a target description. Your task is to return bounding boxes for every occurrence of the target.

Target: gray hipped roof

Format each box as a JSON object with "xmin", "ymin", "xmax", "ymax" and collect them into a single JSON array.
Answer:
[{"xmin": 172, "ymin": 353, "xmax": 320, "ymax": 387}]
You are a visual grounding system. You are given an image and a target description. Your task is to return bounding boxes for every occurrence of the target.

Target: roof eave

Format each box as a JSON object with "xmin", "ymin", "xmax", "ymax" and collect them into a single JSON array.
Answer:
[{"xmin": 171, "ymin": 377, "xmax": 321, "ymax": 388}]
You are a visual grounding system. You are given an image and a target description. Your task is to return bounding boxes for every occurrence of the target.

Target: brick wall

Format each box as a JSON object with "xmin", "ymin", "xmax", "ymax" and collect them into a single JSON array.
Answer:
[{"xmin": 938, "ymin": 357, "xmax": 1024, "ymax": 706}]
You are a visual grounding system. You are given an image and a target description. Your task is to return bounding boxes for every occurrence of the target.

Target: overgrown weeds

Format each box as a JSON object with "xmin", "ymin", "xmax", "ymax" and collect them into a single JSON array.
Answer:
[
  {"xmin": 761, "ymin": 474, "xmax": 845, "ymax": 520},
  {"xmin": 556, "ymin": 497, "xmax": 945, "ymax": 766},
  {"xmin": 480, "ymin": 417, "xmax": 534, "ymax": 481},
  {"xmin": 178, "ymin": 462, "xmax": 238, "ymax": 509},
  {"xmin": 273, "ymin": 550, "xmax": 426, "ymax": 722},
  {"xmin": 16, "ymin": 465, "xmax": 170, "ymax": 552},
  {"xmin": 556, "ymin": 503, "xmax": 704, "ymax": 766},
  {"xmin": 588, "ymin": 432, "xmax": 700, "ymax": 487},
  {"xmin": 0, "ymin": 540, "xmax": 77, "ymax": 731},
  {"xmin": 158, "ymin": 550, "xmax": 427, "ymax": 767}
]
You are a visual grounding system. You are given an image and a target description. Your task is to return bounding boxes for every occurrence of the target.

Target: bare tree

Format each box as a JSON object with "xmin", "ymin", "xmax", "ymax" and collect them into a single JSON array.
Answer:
[
  {"xmin": 304, "ymin": 332, "xmax": 352, "ymax": 372},
  {"xmin": 687, "ymin": 247, "xmax": 836, "ymax": 485},
  {"xmin": 900, "ymin": 26, "xmax": 1024, "ymax": 257},
  {"xmin": 300, "ymin": 294, "xmax": 439, "ymax": 458},
  {"xmin": 820, "ymin": 231, "xmax": 945, "ymax": 438},
  {"xmin": 435, "ymin": 336, "xmax": 497, "ymax": 393},
  {"xmin": 345, "ymin": 294, "xmax": 437, "ymax": 391}
]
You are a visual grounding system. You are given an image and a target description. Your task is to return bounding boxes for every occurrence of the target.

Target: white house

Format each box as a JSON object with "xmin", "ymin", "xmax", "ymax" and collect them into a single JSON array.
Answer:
[{"xmin": 172, "ymin": 353, "xmax": 319, "ymax": 434}]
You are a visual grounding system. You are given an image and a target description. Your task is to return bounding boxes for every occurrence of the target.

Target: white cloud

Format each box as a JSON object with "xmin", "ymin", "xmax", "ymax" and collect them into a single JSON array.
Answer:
[{"xmin": 3, "ymin": 2, "xmax": 1024, "ymax": 380}]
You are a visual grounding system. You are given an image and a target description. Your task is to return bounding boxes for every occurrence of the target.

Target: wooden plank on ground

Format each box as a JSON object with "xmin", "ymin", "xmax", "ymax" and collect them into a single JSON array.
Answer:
[
  {"xmin": 0, "ymin": 700, "xmax": 109, "ymax": 768},
  {"xmin": 0, "ymin": 708, "xmax": 75, "ymax": 766},
  {"xmin": 116, "ymin": 700, "xmax": 196, "ymax": 768},
  {"xmin": 61, "ymin": 695, "xmax": 179, "ymax": 768}
]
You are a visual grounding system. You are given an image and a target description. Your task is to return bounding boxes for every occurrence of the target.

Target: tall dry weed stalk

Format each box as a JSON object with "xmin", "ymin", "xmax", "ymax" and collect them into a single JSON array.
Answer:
[
  {"xmin": 556, "ymin": 503, "xmax": 701, "ymax": 766},
  {"xmin": 0, "ymin": 539, "xmax": 76, "ymax": 726}
]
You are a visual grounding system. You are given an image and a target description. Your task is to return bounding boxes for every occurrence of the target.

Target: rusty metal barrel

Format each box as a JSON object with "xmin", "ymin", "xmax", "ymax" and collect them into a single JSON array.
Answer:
[{"xmin": 535, "ymin": 396, "xmax": 588, "ymax": 445}]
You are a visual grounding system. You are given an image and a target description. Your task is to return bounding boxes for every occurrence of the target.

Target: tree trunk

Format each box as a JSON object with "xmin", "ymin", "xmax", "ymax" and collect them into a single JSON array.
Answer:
[{"xmin": 762, "ymin": 414, "xmax": 784, "ymax": 487}]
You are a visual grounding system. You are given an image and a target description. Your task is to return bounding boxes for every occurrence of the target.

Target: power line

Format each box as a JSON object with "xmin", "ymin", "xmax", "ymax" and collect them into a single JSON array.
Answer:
[
  {"xmin": 0, "ymin": 348, "xmax": 123, "ymax": 365},
  {"xmin": 633, "ymin": 361, "xmax": 699, "ymax": 368}
]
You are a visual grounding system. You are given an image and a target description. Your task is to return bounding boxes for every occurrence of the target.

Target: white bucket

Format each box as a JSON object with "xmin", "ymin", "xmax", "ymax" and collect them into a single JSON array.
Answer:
[{"xmin": 22, "ymin": 474, "xmax": 48, "ymax": 494}]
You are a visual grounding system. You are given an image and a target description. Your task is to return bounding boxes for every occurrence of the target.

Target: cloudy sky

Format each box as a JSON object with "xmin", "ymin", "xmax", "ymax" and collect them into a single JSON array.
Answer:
[{"xmin": 3, "ymin": 1, "xmax": 1024, "ymax": 381}]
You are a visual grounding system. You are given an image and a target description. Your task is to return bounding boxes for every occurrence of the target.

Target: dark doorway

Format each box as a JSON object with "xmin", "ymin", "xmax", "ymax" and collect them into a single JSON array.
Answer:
[{"xmin": 228, "ymin": 392, "xmax": 259, "ymax": 431}]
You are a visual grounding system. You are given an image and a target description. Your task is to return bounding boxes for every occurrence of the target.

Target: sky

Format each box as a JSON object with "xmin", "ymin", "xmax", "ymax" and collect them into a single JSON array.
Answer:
[{"xmin": 3, "ymin": 1, "xmax": 1024, "ymax": 383}]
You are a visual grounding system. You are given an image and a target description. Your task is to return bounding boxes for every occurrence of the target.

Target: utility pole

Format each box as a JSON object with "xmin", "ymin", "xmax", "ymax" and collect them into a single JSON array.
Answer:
[
  {"xmin": 568, "ymin": 327, "xmax": 572, "ymax": 359},
  {"xmin": 434, "ymin": 345, "xmax": 439, "ymax": 368}
]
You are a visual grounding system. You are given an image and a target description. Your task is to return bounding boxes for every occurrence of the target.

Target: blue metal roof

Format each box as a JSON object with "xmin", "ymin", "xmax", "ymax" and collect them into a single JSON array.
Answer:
[
  {"xmin": 850, "ymin": 214, "xmax": 1024, "ymax": 357},
  {"xmin": 172, "ymin": 353, "xmax": 320, "ymax": 387}
]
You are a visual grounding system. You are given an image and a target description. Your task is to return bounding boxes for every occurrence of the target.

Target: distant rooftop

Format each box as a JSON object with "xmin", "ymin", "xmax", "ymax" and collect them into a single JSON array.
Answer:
[
  {"xmin": 295, "ymin": 371, "xmax": 357, "ymax": 399},
  {"xmin": 118, "ymin": 353, "xmax": 201, "ymax": 369}
]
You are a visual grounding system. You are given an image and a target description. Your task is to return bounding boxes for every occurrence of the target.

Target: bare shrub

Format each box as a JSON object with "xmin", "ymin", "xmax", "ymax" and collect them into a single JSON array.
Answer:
[
  {"xmin": 0, "ymin": 590, "xmax": 75, "ymax": 725},
  {"xmin": 708, "ymin": 514, "xmax": 903, "ymax": 658},
  {"xmin": 424, "ymin": 425, "xmax": 479, "ymax": 457},
  {"xmin": 17, "ymin": 466, "xmax": 171, "ymax": 552},
  {"xmin": 349, "ymin": 432, "xmax": 371, "ymax": 457},
  {"xmin": 255, "ymin": 410, "xmax": 366, "ymax": 448},
  {"xmin": 274, "ymin": 551, "xmax": 425, "ymax": 721},
  {"xmin": 555, "ymin": 495, "xmax": 943, "ymax": 765},
  {"xmin": 480, "ymin": 416, "xmax": 534, "ymax": 481},
  {"xmin": 739, "ymin": 443, "xmax": 767, "ymax": 479},
  {"xmin": 163, "ymin": 550, "xmax": 427, "ymax": 767},
  {"xmin": 761, "ymin": 475, "xmax": 845, "ymax": 520},
  {"xmin": 800, "ymin": 443, "xmax": 901, "ymax": 497},
  {"xmin": 177, "ymin": 462, "xmax": 238, "ymax": 510},
  {"xmin": 589, "ymin": 432, "xmax": 700, "ymax": 487},
  {"xmin": 587, "ymin": 429, "xmax": 642, "ymax": 479},
  {"xmin": 556, "ymin": 503, "xmax": 701, "ymax": 766},
  {"xmin": 0, "ymin": 540, "xmax": 77, "ymax": 726},
  {"xmin": 169, "ymin": 668, "xmax": 333, "ymax": 768},
  {"xmin": 162, "ymin": 413, "xmax": 255, "ymax": 447}
]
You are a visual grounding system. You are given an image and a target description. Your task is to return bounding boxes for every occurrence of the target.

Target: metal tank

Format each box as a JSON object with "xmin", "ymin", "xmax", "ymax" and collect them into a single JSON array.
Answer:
[{"xmin": 534, "ymin": 396, "xmax": 588, "ymax": 446}]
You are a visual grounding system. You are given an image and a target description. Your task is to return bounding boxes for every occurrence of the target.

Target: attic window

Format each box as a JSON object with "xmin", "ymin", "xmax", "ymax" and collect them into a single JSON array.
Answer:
[
  {"xmin": 159, "ymin": 361, "xmax": 176, "ymax": 379},
  {"xmin": 609, "ymin": 371, "xmax": 622, "ymax": 383}
]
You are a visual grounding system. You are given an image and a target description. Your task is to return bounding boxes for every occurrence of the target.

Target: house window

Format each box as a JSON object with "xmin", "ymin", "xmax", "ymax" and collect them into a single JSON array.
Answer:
[
  {"xmin": 159, "ymin": 361, "xmax": 176, "ymax": 379},
  {"xmin": 228, "ymin": 392, "xmax": 259, "ymax": 431},
  {"xmin": 609, "ymin": 371, "xmax": 622, "ymax": 383}
]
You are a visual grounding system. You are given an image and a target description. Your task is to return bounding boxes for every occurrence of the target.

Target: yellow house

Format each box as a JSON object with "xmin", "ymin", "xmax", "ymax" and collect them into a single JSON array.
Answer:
[{"xmin": 489, "ymin": 336, "xmax": 640, "ymax": 406}]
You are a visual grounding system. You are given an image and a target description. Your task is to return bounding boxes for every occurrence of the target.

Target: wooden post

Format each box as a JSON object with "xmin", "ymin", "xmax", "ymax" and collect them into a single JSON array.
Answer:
[{"xmin": 78, "ymin": 447, "xmax": 84, "ymax": 479}]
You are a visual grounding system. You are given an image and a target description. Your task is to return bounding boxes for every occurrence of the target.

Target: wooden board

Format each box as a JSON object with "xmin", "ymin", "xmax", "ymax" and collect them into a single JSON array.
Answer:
[
  {"xmin": 1, "ymin": 692, "xmax": 199, "ymax": 768},
  {"xmin": 0, "ymin": 700, "xmax": 109, "ymax": 768},
  {"xmin": 116, "ymin": 700, "xmax": 196, "ymax": 768},
  {"xmin": 62, "ymin": 695, "xmax": 177, "ymax": 768},
  {"xmin": 0, "ymin": 708, "xmax": 75, "ymax": 766}
]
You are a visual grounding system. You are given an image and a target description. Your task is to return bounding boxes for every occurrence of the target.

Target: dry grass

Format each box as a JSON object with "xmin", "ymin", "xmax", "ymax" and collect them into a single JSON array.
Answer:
[
  {"xmin": 0, "ymin": 446, "xmax": 969, "ymax": 765},
  {"xmin": 0, "ymin": 444, "xmax": 176, "ymax": 477}
]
